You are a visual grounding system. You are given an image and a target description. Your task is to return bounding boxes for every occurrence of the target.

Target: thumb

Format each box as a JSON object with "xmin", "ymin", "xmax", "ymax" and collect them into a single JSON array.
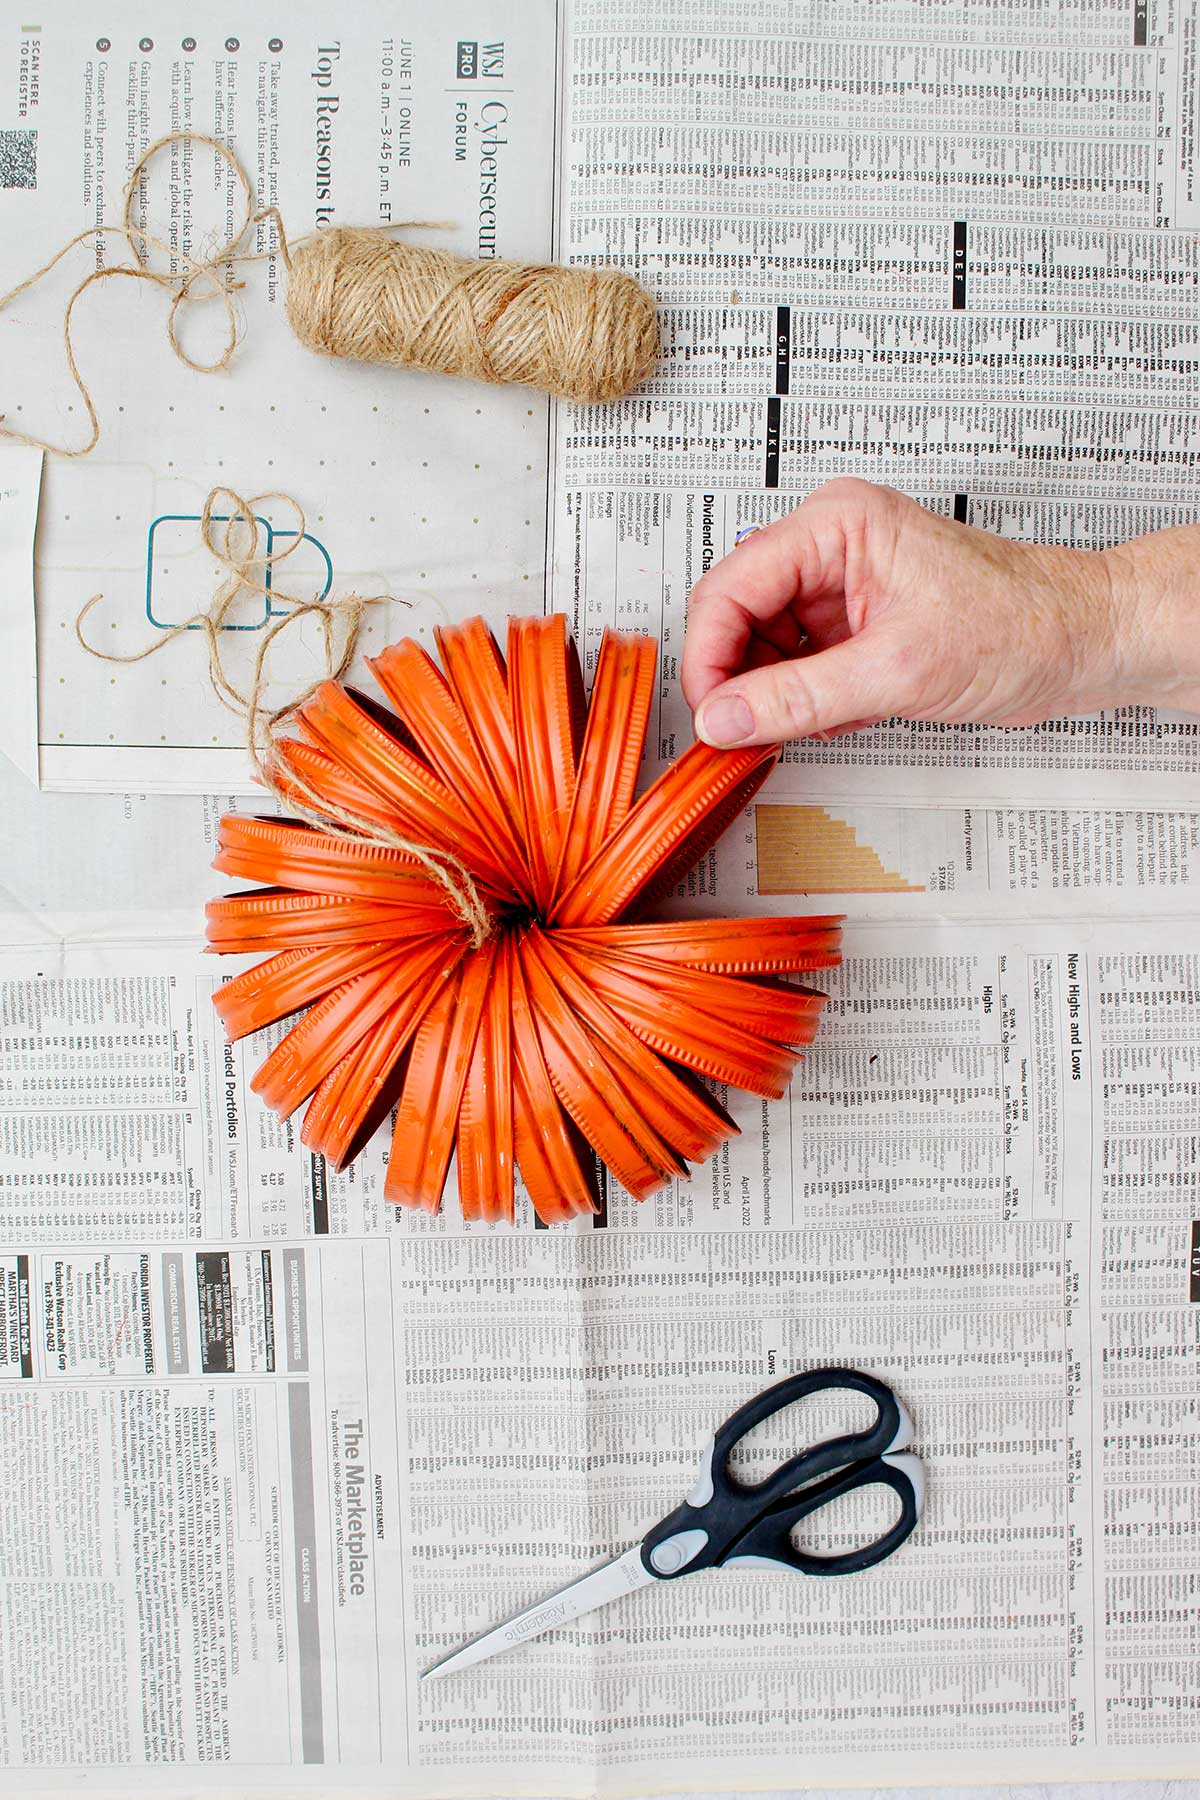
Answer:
[{"xmin": 693, "ymin": 637, "xmax": 896, "ymax": 747}]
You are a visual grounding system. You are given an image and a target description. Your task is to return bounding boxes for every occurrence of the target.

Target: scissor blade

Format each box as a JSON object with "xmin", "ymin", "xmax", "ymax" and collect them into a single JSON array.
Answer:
[{"xmin": 421, "ymin": 1544, "xmax": 653, "ymax": 1680}]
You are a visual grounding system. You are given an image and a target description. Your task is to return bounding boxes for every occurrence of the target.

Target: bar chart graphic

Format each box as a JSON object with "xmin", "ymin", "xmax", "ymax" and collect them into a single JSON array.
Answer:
[{"xmin": 755, "ymin": 805, "xmax": 925, "ymax": 895}]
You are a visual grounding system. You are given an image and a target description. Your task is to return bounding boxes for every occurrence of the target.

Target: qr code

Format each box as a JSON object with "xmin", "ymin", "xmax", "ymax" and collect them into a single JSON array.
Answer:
[{"xmin": 0, "ymin": 129, "xmax": 36, "ymax": 189}]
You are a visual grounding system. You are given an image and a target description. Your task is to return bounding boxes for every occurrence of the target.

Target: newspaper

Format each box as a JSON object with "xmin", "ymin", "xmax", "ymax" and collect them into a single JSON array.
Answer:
[
  {"xmin": 1, "ymin": 917, "xmax": 1198, "ymax": 1791},
  {"xmin": 0, "ymin": 0, "xmax": 555, "ymax": 793},
  {"xmin": 1, "ymin": 0, "xmax": 1199, "ymax": 1793},
  {"xmin": 552, "ymin": 0, "xmax": 1200, "ymax": 809}
]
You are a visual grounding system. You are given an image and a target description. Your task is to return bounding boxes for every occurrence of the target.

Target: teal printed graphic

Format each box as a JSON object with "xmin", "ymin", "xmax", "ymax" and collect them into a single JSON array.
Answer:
[{"xmin": 145, "ymin": 513, "xmax": 334, "ymax": 629}]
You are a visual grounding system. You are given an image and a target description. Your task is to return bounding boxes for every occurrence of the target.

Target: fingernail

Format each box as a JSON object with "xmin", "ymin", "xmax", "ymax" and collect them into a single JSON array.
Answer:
[{"xmin": 697, "ymin": 694, "xmax": 754, "ymax": 746}]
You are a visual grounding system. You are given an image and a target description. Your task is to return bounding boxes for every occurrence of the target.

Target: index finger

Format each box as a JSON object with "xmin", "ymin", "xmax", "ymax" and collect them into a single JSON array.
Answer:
[{"xmin": 681, "ymin": 502, "xmax": 842, "ymax": 711}]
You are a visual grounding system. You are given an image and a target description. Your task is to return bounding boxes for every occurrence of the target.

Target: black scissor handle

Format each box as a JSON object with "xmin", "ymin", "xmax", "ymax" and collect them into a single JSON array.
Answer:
[
  {"xmin": 711, "ymin": 1366, "xmax": 908, "ymax": 1507},
  {"xmin": 720, "ymin": 1452, "xmax": 923, "ymax": 1576},
  {"xmin": 640, "ymin": 1367, "xmax": 912, "ymax": 1580}
]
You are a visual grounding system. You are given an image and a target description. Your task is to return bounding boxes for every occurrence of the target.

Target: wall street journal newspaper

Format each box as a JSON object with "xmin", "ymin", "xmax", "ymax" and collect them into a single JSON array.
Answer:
[{"xmin": 0, "ymin": 0, "xmax": 1198, "ymax": 1792}]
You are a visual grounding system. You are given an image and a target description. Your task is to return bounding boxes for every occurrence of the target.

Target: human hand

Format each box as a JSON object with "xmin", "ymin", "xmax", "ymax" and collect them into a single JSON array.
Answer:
[{"xmin": 682, "ymin": 479, "xmax": 1146, "ymax": 747}]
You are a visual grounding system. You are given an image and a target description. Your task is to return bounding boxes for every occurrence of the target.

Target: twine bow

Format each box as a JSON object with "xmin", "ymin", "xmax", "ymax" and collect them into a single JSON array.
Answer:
[{"xmin": 75, "ymin": 488, "xmax": 492, "ymax": 946}]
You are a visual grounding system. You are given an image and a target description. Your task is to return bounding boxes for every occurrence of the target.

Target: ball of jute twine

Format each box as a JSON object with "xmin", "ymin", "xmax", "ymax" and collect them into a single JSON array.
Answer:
[
  {"xmin": 286, "ymin": 226, "xmax": 658, "ymax": 403},
  {"xmin": 74, "ymin": 486, "xmax": 492, "ymax": 948},
  {"xmin": 0, "ymin": 131, "xmax": 657, "ymax": 461}
]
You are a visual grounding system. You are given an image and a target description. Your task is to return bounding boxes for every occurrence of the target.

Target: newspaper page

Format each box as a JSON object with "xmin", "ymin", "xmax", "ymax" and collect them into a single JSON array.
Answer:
[
  {"xmin": 0, "ymin": 916, "xmax": 1197, "ymax": 1791},
  {"xmin": 551, "ymin": 0, "xmax": 1200, "ymax": 809},
  {"xmin": 0, "ymin": 0, "xmax": 556, "ymax": 793}
]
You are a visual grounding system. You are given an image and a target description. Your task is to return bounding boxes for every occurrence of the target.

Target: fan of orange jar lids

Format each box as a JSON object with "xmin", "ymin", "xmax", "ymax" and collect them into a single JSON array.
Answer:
[{"xmin": 206, "ymin": 615, "xmax": 842, "ymax": 1225}]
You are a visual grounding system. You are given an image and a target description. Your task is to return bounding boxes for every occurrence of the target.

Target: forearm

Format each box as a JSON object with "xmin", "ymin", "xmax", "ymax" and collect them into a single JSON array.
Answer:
[{"xmin": 1101, "ymin": 525, "xmax": 1200, "ymax": 713}]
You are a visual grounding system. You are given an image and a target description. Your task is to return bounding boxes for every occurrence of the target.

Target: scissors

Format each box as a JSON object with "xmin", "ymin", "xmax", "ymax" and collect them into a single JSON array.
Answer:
[{"xmin": 422, "ymin": 1366, "xmax": 924, "ymax": 1679}]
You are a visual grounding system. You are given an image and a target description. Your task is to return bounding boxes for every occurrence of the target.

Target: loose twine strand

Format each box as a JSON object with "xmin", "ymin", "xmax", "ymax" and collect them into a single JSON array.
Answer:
[
  {"xmin": 1, "ymin": 132, "xmax": 490, "ymax": 941},
  {"xmin": 0, "ymin": 133, "xmax": 291, "ymax": 458},
  {"xmin": 74, "ymin": 487, "xmax": 492, "ymax": 947}
]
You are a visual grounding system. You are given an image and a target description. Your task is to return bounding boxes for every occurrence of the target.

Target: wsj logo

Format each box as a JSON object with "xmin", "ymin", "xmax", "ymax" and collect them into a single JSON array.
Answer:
[{"xmin": 456, "ymin": 39, "xmax": 504, "ymax": 78}]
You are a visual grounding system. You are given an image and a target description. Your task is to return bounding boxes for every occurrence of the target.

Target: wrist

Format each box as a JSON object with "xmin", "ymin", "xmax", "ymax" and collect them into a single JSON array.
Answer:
[{"xmin": 1098, "ymin": 530, "xmax": 1200, "ymax": 713}]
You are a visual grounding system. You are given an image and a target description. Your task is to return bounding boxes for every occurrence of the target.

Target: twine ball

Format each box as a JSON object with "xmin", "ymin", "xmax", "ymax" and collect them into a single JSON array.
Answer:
[{"xmin": 285, "ymin": 226, "xmax": 659, "ymax": 405}]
